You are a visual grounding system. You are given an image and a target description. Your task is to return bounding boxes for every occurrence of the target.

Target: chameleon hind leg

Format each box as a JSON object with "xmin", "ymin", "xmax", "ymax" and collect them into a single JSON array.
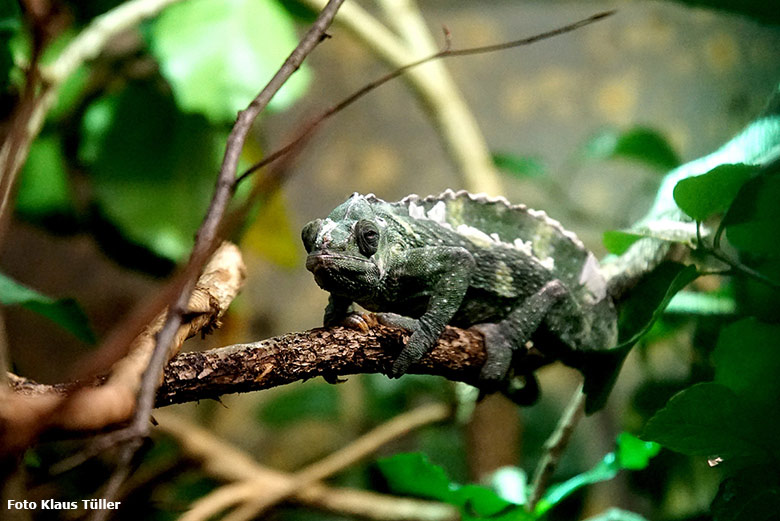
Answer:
[{"xmin": 473, "ymin": 279, "xmax": 568, "ymax": 404}]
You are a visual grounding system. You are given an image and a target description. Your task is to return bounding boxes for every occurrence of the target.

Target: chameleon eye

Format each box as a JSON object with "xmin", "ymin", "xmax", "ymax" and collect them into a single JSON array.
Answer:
[{"xmin": 355, "ymin": 220, "xmax": 379, "ymax": 257}]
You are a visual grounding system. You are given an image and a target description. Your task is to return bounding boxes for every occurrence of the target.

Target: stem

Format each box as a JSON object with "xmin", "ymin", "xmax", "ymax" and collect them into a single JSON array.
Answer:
[{"xmin": 527, "ymin": 384, "xmax": 586, "ymax": 512}]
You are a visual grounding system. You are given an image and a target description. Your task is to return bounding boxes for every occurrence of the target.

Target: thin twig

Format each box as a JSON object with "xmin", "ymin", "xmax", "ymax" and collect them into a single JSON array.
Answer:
[
  {"xmin": 527, "ymin": 384, "xmax": 586, "ymax": 512},
  {"xmin": 236, "ymin": 9, "xmax": 616, "ymax": 186}
]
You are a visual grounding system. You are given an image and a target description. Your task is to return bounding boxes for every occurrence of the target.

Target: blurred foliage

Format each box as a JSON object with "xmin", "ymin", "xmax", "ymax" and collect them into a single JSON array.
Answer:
[
  {"xmin": 0, "ymin": 272, "xmax": 95, "ymax": 343},
  {"xmin": 377, "ymin": 433, "xmax": 659, "ymax": 521},
  {"xmin": 583, "ymin": 127, "xmax": 681, "ymax": 172},
  {"xmin": 147, "ymin": 0, "xmax": 311, "ymax": 123}
]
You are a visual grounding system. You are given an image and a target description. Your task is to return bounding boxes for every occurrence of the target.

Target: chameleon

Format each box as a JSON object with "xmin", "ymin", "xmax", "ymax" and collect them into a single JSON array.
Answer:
[{"xmin": 302, "ymin": 189, "xmax": 635, "ymax": 412}]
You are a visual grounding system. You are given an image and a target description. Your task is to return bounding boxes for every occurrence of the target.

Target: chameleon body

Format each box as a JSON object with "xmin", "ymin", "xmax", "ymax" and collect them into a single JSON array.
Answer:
[{"xmin": 302, "ymin": 190, "xmax": 620, "ymax": 409}]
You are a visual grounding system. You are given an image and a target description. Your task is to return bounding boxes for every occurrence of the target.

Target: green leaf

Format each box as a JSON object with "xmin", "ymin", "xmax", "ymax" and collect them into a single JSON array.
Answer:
[
  {"xmin": 603, "ymin": 230, "xmax": 644, "ymax": 255},
  {"xmin": 148, "ymin": 0, "xmax": 310, "ymax": 123},
  {"xmin": 377, "ymin": 453, "xmax": 529, "ymax": 521},
  {"xmin": 711, "ymin": 467, "xmax": 780, "ymax": 521},
  {"xmin": 492, "ymin": 153, "xmax": 546, "ymax": 179},
  {"xmin": 0, "ymin": 272, "xmax": 95, "ymax": 344},
  {"xmin": 256, "ymin": 381, "xmax": 340, "ymax": 427},
  {"xmin": 79, "ymin": 82, "xmax": 226, "ymax": 260},
  {"xmin": 537, "ymin": 433, "xmax": 659, "ymax": 516},
  {"xmin": 713, "ymin": 318, "xmax": 780, "ymax": 409},
  {"xmin": 722, "ymin": 171, "xmax": 780, "ymax": 257},
  {"xmin": 17, "ymin": 135, "xmax": 74, "ymax": 218},
  {"xmin": 377, "ymin": 453, "xmax": 454, "ymax": 502},
  {"xmin": 584, "ymin": 127, "xmax": 680, "ymax": 171},
  {"xmin": 616, "ymin": 432, "xmax": 660, "ymax": 470},
  {"xmin": 642, "ymin": 382, "xmax": 765, "ymax": 460},
  {"xmin": 616, "ymin": 262, "xmax": 699, "ymax": 346},
  {"xmin": 672, "ymin": 163, "xmax": 757, "ymax": 222}
]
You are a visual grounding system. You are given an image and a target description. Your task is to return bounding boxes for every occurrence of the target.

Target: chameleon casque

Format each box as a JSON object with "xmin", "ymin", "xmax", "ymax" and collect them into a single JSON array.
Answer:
[{"xmin": 302, "ymin": 189, "xmax": 628, "ymax": 411}]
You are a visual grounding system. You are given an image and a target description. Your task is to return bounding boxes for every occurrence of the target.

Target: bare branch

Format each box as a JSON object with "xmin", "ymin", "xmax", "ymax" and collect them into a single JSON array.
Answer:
[
  {"xmin": 155, "ymin": 323, "xmax": 487, "ymax": 407},
  {"xmin": 177, "ymin": 403, "xmax": 452, "ymax": 521}
]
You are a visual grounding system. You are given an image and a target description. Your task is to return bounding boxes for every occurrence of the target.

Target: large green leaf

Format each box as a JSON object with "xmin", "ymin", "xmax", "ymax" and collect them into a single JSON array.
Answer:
[
  {"xmin": 641, "ymin": 382, "xmax": 766, "ymax": 460},
  {"xmin": 672, "ymin": 163, "xmax": 757, "ymax": 222},
  {"xmin": 148, "ymin": 0, "xmax": 310, "ymax": 123},
  {"xmin": 0, "ymin": 272, "xmax": 95, "ymax": 344},
  {"xmin": 79, "ymin": 82, "xmax": 226, "ymax": 260},
  {"xmin": 721, "ymin": 170, "xmax": 780, "ymax": 257},
  {"xmin": 713, "ymin": 318, "xmax": 780, "ymax": 410}
]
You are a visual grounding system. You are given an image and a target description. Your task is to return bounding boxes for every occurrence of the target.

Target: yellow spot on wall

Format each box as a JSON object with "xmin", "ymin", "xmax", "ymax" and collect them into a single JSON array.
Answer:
[
  {"xmin": 595, "ymin": 72, "xmax": 640, "ymax": 125},
  {"xmin": 537, "ymin": 67, "xmax": 579, "ymax": 120},
  {"xmin": 357, "ymin": 143, "xmax": 400, "ymax": 192},
  {"xmin": 501, "ymin": 78, "xmax": 536, "ymax": 120},
  {"xmin": 622, "ymin": 16, "xmax": 675, "ymax": 51},
  {"xmin": 704, "ymin": 33, "xmax": 739, "ymax": 73}
]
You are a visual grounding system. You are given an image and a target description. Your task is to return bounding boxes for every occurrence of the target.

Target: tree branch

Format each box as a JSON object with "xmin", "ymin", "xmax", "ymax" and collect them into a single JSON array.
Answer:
[{"xmin": 155, "ymin": 324, "xmax": 486, "ymax": 408}]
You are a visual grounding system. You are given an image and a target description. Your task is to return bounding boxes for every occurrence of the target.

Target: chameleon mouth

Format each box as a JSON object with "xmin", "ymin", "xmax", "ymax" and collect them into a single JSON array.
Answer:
[{"xmin": 305, "ymin": 252, "xmax": 371, "ymax": 273}]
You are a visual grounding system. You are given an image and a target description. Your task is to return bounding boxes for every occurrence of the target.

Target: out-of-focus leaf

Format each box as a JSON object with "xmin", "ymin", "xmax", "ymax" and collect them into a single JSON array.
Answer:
[
  {"xmin": 0, "ymin": 0, "xmax": 21, "ymax": 90},
  {"xmin": 492, "ymin": 152, "xmax": 546, "ymax": 179},
  {"xmin": 603, "ymin": 230, "xmax": 644, "ymax": 255},
  {"xmin": 377, "ymin": 453, "xmax": 454, "ymax": 502},
  {"xmin": 256, "ymin": 381, "xmax": 340, "ymax": 427},
  {"xmin": 660, "ymin": 0, "xmax": 780, "ymax": 25},
  {"xmin": 641, "ymin": 382, "xmax": 765, "ymax": 459},
  {"xmin": 583, "ymin": 127, "xmax": 680, "ymax": 171},
  {"xmin": 537, "ymin": 433, "xmax": 659, "ymax": 516},
  {"xmin": 616, "ymin": 432, "xmax": 660, "ymax": 470},
  {"xmin": 79, "ymin": 82, "xmax": 226, "ymax": 260},
  {"xmin": 17, "ymin": 135, "xmax": 73, "ymax": 218},
  {"xmin": 665, "ymin": 290, "xmax": 736, "ymax": 315},
  {"xmin": 722, "ymin": 171, "xmax": 780, "ymax": 257},
  {"xmin": 148, "ymin": 0, "xmax": 310, "ymax": 123},
  {"xmin": 242, "ymin": 191, "xmax": 299, "ymax": 268},
  {"xmin": 0, "ymin": 272, "xmax": 95, "ymax": 344},
  {"xmin": 711, "ymin": 466, "xmax": 780, "ymax": 521},
  {"xmin": 713, "ymin": 318, "xmax": 780, "ymax": 410},
  {"xmin": 377, "ymin": 453, "xmax": 529, "ymax": 521},
  {"xmin": 672, "ymin": 163, "xmax": 757, "ymax": 221}
]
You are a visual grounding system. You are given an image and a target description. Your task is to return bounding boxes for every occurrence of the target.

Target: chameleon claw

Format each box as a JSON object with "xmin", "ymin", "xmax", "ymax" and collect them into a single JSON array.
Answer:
[{"xmin": 340, "ymin": 312, "xmax": 374, "ymax": 332}]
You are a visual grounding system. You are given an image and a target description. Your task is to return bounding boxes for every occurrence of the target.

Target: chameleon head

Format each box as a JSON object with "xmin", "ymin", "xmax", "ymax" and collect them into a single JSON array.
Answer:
[{"xmin": 301, "ymin": 194, "xmax": 383, "ymax": 299}]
